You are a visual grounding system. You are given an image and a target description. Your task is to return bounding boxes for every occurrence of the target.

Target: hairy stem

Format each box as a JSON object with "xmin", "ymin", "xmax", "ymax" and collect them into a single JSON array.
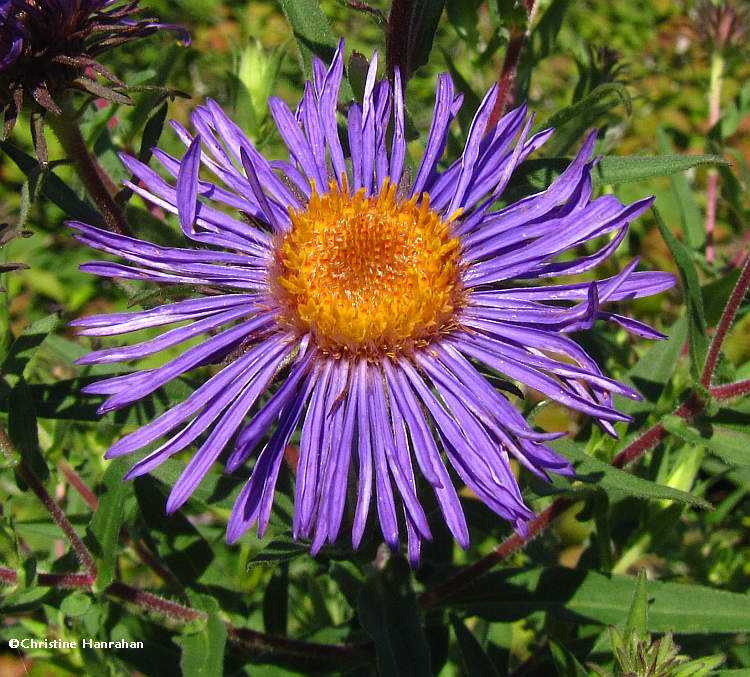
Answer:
[
  {"xmin": 0, "ymin": 424, "xmax": 97, "ymax": 578},
  {"xmin": 15, "ymin": 459, "xmax": 97, "ymax": 578},
  {"xmin": 58, "ymin": 458, "xmax": 181, "ymax": 587},
  {"xmin": 486, "ymin": 1, "xmax": 537, "ymax": 130},
  {"xmin": 46, "ymin": 95, "xmax": 132, "ymax": 237},
  {"xmin": 0, "ymin": 565, "xmax": 372, "ymax": 661},
  {"xmin": 701, "ymin": 256, "xmax": 750, "ymax": 387}
]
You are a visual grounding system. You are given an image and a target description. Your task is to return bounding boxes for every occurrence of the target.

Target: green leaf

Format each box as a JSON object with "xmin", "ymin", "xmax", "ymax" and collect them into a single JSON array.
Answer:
[
  {"xmin": 451, "ymin": 567, "xmax": 750, "ymax": 633},
  {"xmin": 9, "ymin": 378, "xmax": 47, "ymax": 481},
  {"xmin": 0, "ymin": 376, "xmax": 200, "ymax": 428},
  {"xmin": 174, "ymin": 594, "xmax": 227, "ymax": 677},
  {"xmin": 1, "ymin": 314, "xmax": 58, "ymax": 378},
  {"xmin": 276, "ymin": 0, "xmax": 353, "ymax": 99},
  {"xmin": 147, "ymin": 457, "xmax": 245, "ymax": 513},
  {"xmin": 624, "ymin": 571, "xmax": 648, "ymax": 640},
  {"xmin": 263, "ymin": 562, "xmax": 289, "ymax": 635},
  {"xmin": 531, "ymin": 0, "xmax": 573, "ymax": 61},
  {"xmin": 358, "ymin": 559, "xmax": 431, "ymax": 677},
  {"xmin": 661, "ymin": 415, "xmax": 750, "ymax": 467},
  {"xmin": 656, "ymin": 129, "xmax": 705, "ymax": 249},
  {"xmin": 248, "ymin": 537, "xmax": 309, "ymax": 567},
  {"xmin": 553, "ymin": 438, "xmax": 711, "ymax": 509},
  {"xmin": 86, "ymin": 456, "xmax": 131, "ymax": 590},
  {"xmin": 592, "ymin": 154, "xmax": 728, "ymax": 187},
  {"xmin": 445, "ymin": 0, "xmax": 483, "ymax": 42},
  {"xmin": 407, "ymin": 0, "xmax": 447, "ymax": 74},
  {"xmin": 450, "ymin": 614, "xmax": 500, "ymax": 677},
  {"xmin": 0, "ymin": 142, "xmax": 102, "ymax": 225},
  {"xmin": 137, "ymin": 100, "xmax": 169, "ymax": 166},
  {"xmin": 701, "ymin": 269, "xmax": 742, "ymax": 328},
  {"xmin": 60, "ymin": 592, "xmax": 92, "ymax": 618},
  {"xmin": 655, "ymin": 207, "xmax": 709, "ymax": 382},
  {"xmin": 549, "ymin": 639, "xmax": 589, "ymax": 677},
  {"xmin": 123, "ymin": 43, "xmax": 186, "ymax": 145},
  {"xmin": 505, "ymin": 153, "xmax": 726, "ymax": 198},
  {"xmin": 540, "ymin": 83, "xmax": 631, "ymax": 156},
  {"xmin": 673, "ymin": 655, "xmax": 726, "ymax": 676},
  {"xmin": 616, "ymin": 316, "xmax": 686, "ymax": 417}
]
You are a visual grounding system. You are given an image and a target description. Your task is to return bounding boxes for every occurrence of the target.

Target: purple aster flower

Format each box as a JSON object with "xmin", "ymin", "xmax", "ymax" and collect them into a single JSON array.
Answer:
[
  {"xmin": 71, "ymin": 41, "xmax": 675, "ymax": 565},
  {"xmin": 1, "ymin": 0, "xmax": 189, "ymax": 140}
]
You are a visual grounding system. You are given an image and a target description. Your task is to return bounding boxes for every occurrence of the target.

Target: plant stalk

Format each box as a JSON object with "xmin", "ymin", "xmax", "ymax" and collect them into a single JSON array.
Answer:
[
  {"xmin": 46, "ymin": 95, "xmax": 132, "ymax": 237},
  {"xmin": 705, "ymin": 50, "xmax": 724, "ymax": 265}
]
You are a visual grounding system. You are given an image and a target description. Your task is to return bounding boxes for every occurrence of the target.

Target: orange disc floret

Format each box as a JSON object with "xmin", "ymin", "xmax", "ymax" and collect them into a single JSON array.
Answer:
[{"xmin": 270, "ymin": 179, "xmax": 464, "ymax": 358}]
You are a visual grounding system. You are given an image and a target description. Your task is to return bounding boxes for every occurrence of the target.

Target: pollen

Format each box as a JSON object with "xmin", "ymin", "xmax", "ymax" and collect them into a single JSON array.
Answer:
[{"xmin": 270, "ymin": 179, "xmax": 464, "ymax": 358}]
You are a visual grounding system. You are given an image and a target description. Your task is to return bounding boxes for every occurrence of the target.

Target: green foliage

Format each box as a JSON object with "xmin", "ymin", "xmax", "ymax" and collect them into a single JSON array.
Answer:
[{"xmin": 590, "ymin": 573, "xmax": 725, "ymax": 677}]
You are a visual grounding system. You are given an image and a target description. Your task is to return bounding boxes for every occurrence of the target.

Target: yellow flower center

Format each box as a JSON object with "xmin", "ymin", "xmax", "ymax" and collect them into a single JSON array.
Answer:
[{"xmin": 270, "ymin": 179, "xmax": 464, "ymax": 358}]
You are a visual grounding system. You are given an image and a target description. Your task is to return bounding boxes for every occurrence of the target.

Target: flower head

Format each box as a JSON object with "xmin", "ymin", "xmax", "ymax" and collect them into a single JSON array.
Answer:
[
  {"xmin": 71, "ymin": 42, "xmax": 675, "ymax": 564},
  {"xmin": 0, "ymin": 0, "xmax": 188, "ymax": 139},
  {"xmin": 693, "ymin": 0, "xmax": 750, "ymax": 54}
]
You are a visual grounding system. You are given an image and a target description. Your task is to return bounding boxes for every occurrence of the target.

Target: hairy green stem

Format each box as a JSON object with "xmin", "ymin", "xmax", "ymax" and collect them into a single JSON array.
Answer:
[{"xmin": 705, "ymin": 51, "xmax": 724, "ymax": 265}]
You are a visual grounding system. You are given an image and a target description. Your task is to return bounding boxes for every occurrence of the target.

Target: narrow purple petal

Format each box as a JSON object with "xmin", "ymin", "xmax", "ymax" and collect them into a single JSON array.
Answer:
[
  {"xmin": 412, "ymin": 73, "xmax": 458, "ymax": 197},
  {"xmin": 104, "ymin": 335, "xmax": 288, "ymax": 457},
  {"xmin": 293, "ymin": 360, "xmax": 333, "ymax": 539},
  {"xmin": 76, "ymin": 303, "xmax": 260, "ymax": 364},
  {"xmin": 352, "ymin": 358, "xmax": 373, "ymax": 548},
  {"xmin": 71, "ymin": 294, "xmax": 259, "ymax": 336},
  {"xmin": 177, "ymin": 136, "xmax": 201, "ymax": 236},
  {"xmin": 390, "ymin": 67, "xmax": 406, "ymax": 187},
  {"xmin": 165, "ymin": 341, "xmax": 292, "ymax": 513},
  {"xmin": 384, "ymin": 360, "xmax": 470, "ymax": 547}
]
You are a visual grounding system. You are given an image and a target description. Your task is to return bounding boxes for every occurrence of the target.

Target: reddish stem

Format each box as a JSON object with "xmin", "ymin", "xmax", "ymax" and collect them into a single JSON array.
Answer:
[
  {"xmin": 418, "ymin": 498, "xmax": 572, "ymax": 608},
  {"xmin": 730, "ymin": 231, "xmax": 750, "ymax": 268},
  {"xmin": 58, "ymin": 459, "xmax": 98, "ymax": 509},
  {"xmin": 58, "ymin": 458, "xmax": 181, "ymax": 587},
  {"xmin": 701, "ymin": 256, "xmax": 750, "ymax": 387},
  {"xmin": 487, "ymin": 28, "xmax": 525, "ymax": 130},
  {"xmin": 14, "ymin": 459, "xmax": 97, "ymax": 578},
  {"xmin": 611, "ymin": 393, "xmax": 703, "ymax": 468},
  {"xmin": 0, "ymin": 565, "xmax": 372, "ymax": 660},
  {"xmin": 711, "ymin": 378, "xmax": 750, "ymax": 400}
]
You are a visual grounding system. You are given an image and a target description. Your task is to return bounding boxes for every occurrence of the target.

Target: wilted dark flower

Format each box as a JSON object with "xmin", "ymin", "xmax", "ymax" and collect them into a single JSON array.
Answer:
[
  {"xmin": 693, "ymin": 0, "xmax": 750, "ymax": 53},
  {"xmin": 72, "ymin": 42, "xmax": 675, "ymax": 564},
  {"xmin": 0, "ymin": 0, "xmax": 189, "ymax": 139}
]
